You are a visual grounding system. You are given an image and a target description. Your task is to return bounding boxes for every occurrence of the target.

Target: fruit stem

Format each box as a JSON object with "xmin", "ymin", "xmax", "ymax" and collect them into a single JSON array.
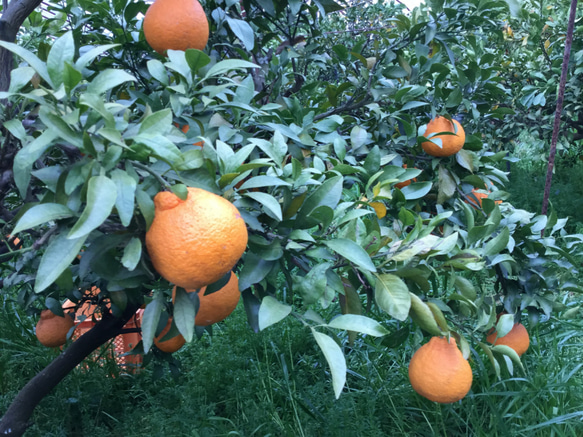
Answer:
[{"xmin": 131, "ymin": 161, "xmax": 172, "ymax": 190}]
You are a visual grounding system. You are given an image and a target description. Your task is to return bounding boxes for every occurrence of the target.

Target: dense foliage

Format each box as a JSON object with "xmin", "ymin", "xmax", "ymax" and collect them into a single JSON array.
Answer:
[{"xmin": 1, "ymin": 0, "xmax": 582, "ymax": 429}]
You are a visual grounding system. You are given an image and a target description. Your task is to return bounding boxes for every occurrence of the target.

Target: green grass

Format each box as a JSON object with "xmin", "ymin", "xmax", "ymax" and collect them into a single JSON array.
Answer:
[
  {"xmin": 506, "ymin": 158, "xmax": 583, "ymax": 232},
  {"xmin": 1, "ymin": 295, "xmax": 583, "ymax": 437}
]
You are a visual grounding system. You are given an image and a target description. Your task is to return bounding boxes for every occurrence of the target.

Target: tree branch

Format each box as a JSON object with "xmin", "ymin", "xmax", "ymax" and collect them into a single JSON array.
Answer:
[
  {"xmin": 541, "ymin": 0, "xmax": 578, "ymax": 219},
  {"xmin": 0, "ymin": 0, "xmax": 44, "ymax": 91},
  {"xmin": 0, "ymin": 302, "xmax": 142, "ymax": 436}
]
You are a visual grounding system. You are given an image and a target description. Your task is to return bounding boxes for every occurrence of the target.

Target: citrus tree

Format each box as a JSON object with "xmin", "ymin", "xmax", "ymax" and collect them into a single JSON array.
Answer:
[{"xmin": 1, "ymin": 0, "xmax": 582, "ymax": 434}]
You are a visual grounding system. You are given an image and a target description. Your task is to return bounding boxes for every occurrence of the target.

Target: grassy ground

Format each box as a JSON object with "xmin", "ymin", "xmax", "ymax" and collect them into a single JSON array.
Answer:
[{"xmin": 1, "ymin": 295, "xmax": 583, "ymax": 437}]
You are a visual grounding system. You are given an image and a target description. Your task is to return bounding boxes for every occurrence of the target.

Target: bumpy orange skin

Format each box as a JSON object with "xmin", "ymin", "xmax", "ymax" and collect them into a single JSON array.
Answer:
[
  {"xmin": 36, "ymin": 309, "xmax": 75, "ymax": 348},
  {"xmin": 146, "ymin": 187, "xmax": 248, "ymax": 289},
  {"xmin": 421, "ymin": 116, "xmax": 466, "ymax": 157},
  {"xmin": 467, "ymin": 188, "xmax": 502, "ymax": 209},
  {"xmin": 173, "ymin": 271, "xmax": 240, "ymax": 326},
  {"xmin": 143, "ymin": 0, "xmax": 209, "ymax": 55},
  {"xmin": 408, "ymin": 337, "xmax": 473, "ymax": 404},
  {"xmin": 486, "ymin": 323, "xmax": 529, "ymax": 356},
  {"xmin": 154, "ymin": 317, "xmax": 186, "ymax": 353}
]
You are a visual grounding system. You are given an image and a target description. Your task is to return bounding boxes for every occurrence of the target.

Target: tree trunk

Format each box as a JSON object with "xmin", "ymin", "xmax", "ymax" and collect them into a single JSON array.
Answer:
[
  {"xmin": 0, "ymin": 0, "xmax": 44, "ymax": 92},
  {"xmin": 0, "ymin": 302, "xmax": 142, "ymax": 437}
]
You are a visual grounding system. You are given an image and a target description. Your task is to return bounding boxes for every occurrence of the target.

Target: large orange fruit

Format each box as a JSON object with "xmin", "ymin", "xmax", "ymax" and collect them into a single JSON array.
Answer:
[
  {"xmin": 154, "ymin": 317, "xmax": 186, "ymax": 353},
  {"xmin": 36, "ymin": 309, "xmax": 75, "ymax": 348},
  {"xmin": 486, "ymin": 322, "xmax": 529, "ymax": 356},
  {"xmin": 421, "ymin": 116, "xmax": 466, "ymax": 157},
  {"xmin": 408, "ymin": 336, "xmax": 473, "ymax": 403},
  {"xmin": 143, "ymin": 0, "xmax": 209, "ymax": 55},
  {"xmin": 172, "ymin": 271, "xmax": 240, "ymax": 326},
  {"xmin": 145, "ymin": 187, "xmax": 248, "ymax": 289}
]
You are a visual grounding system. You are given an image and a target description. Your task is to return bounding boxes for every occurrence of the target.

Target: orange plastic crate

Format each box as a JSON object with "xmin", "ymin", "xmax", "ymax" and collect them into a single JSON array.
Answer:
[{"xmin": 72, "ymin": 310, "xmax": 144, "ymax": 373}]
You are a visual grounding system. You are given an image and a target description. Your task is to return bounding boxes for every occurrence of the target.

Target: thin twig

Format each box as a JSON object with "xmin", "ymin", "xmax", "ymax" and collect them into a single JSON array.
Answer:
[{"xmin": 130, "ymin": 161, "xmax": 172, "ymax": 190}]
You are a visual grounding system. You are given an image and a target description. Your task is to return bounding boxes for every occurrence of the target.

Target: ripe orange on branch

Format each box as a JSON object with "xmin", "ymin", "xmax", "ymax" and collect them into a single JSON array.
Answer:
[
  {"xmin": 421, "ymin": 116, "xmax": 466, "ymax": 157},
  {"xmin": 173, "ymin": 271, "xmax": 240, "ymax": 326},
  {"xmin": 143, "ymin": 0, "xmax": 209, "ymax": 55},
  {"xmin": 408, "ymin": 336, "xmax": 473, "ymax": 403},
  {"xmin": 395, "ymin": 164, "xmax": 418, "ymax": 189},
  {"xmin": 35, "ymin": 309, "xmax": 75, "ymax": 348},
  {"xmin": 466, "ymin": 188, "xmax": 502, "ymax": 209},
  {"xmin": 154, "ymin": 317, "xmax": 186, "ymax": 353},
  {"xmin": 486, "ymin": 322, "xmax": 529, "ymax": 356},
  {"xmin": 145, "ymin": 187, "xmax": 248, "ymax": 289}
]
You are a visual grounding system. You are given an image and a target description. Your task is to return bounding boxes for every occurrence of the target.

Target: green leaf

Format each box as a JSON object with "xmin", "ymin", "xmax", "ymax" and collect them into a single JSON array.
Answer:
[
  {"xmin": 311, "ymin": 329, "xmax": 346, "ymax": 399},
  {"xmin": 68, "ymin": 175, "xmax": 118, "ymax": 239},
  {"xmin": 328, "ymin": 314, "xmax": 389, "ymax": 337},
  {"xmin": 87, "ymin": 69, "xmax": 136, "ymax": 95},
  {"xmin": 141, "ymin": 295, "xmax": 164, "ymax": 353},
  {"xmin": 374, "ymin": 274, "xmax": 411, "ymax": 321},
  {"xmin": 293, "ymin": 263, "xmax": 330, "ymax": 305},
  {"xmin": 136, "ymin": 189, "xmax": 155, "ymax": 230},
  {"xmin": 226, "ymin": 17, "xmax": 255, "ymax": 50},
  {"xmin": 121, "ymin": 237, "xmax": 142, "ymax": 271},
  {"xmin": 34, "ymin": 232, "xmax": 87, "ymax": 293},
  {"xmin": 493, "ymin": 313, "xmax": 515, "ymax": 338},
  {"xmin": 135, "ymin": 136, "xmax": 181, "ymax": 164},
  {"xmin": 324, "ymin": 239, "xmax": 376, "ymax": 272},
  {"xmin": 298, "ymin": 176, "xmax": 343, "ymax": 221},
  {"xmin": 400, "ymin": 182, "xmax": 432, "ymax": 200},
  {"xmin": 147, "ymin": 59, "xmax": 169, "ymax": 85},
  {"xmin": 110, "ymin": 169, "xmax": 137, "ymax": 227},
  {"xmin": 243, "ymin": 191, "xmax": 283, "ymax": 221},
  {"xmin": 75, "ymin": 44, "xmax": 120, "ymax": 70},
  {"xmin": 491, "ymin": 344, "xmax": 524, "ymax": 371},
  {"xmin": 483, "ymin": 227, "xmax": 510, "ymax": 257},
  {"xmin": 13, "ymin": 131, "xmax": 58, "ymax": 198},
  {"xmin": 138, "ymin": 108, "xmax": 172, "ymax": 136},
  {"xmin": 174, "ymin": 287, "xmax": 196, "ymax": 342},
  {"xmin": 238, "ymin": 176, "xmax": 291, "ymax": 190},
  {"xmin": 202, "ymin": 59, "xmax": 259, "ymax": 81},
  {"xmin": 454, "ymin": 276, "xmax": 477, "ymax": 300},
  {"xmin": 39, "ymin": 107, "xmax": 82, "ymax": 148},
  {"xmin": 8, "ymin": 66, "xmax": 36, "ymax": 93},
  {"xmin": 258, "ymin": 296, "xmax": 292, "ymax": 330},
  {"xmin": 0, "ymin": 40, "xmax": 52, "ymax": 87},
  {"xmin": 13, "ymin": 203, "xmax": 74, "ymax": 234},
  {"xmin": 47, "ymin": 31, "xmax": 75, "ymax": 89},
  {"xmin": 456, "ymin": 149, "xmax": 474, "ymax": 172},
  {"xmin": 437, "ymin": 165, "xmax": 456, "ymax": 204},
  {"xmin": 63, "ymin": 62, "xmax": 83, "ymax": 95},
  {"xmin": 409, "ymin": 293, "xmax": 444, "ymax": 336},
  {"xmin": 184, "ymin": 49, "xmax": 211, "ymax": 72}
]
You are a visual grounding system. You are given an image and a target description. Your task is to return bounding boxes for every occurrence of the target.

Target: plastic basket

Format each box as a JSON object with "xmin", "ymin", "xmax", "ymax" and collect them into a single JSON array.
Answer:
[{"xmin": 72, "ymin": 309, "xmax": 144, "ymax": 373}]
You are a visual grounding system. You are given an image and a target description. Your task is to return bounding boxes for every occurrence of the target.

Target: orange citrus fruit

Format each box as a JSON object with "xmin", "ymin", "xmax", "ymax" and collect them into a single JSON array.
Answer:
[
  {"xmin": 395, "ymin": 164, "xmax": 418, "ymax": 189},
  {"xmin": 175, "ymin": 123, "xmax": 203, "ymax": 148},
  {"xmin": 154, "ymin": 317, "xmax": 186, "ymax": 353},
  {"xmin": 486, "ymin": 322, "xmax": 529, "ymax": 356},
  {"xmin": 145, "ymin": 187, "xmax": 248, "ymax": 289},
  {"xmin": 421, "ymin": 116, "xmax": 466, "ymax": 157},
  {"xmin": 408, "ymin": 336, "xmax": 473, "ymax": 403},
  {"xmin": 466, "ymin": 188, "xmax": 502, "ymax": 209},
  {"xmin": 143, "ymin": 0, "xmax": 209, "ymax": 55},
  {"xmin": 173, "ymin": 271, "xmax": 240, "ymax": 326},
  {"xmin": 36, "ymin": 309, "xmax": 75, "ymax": 348}
]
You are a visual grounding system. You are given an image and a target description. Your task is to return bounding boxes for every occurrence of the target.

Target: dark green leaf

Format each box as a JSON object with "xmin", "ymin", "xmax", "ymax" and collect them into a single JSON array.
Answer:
[
  {"xmin": 34, "ymin": 232, "xmax": 87, "ymax": 293},
  {"xmin": 68, "ymin": 175, "xmax": 118, "ymax": 239}
]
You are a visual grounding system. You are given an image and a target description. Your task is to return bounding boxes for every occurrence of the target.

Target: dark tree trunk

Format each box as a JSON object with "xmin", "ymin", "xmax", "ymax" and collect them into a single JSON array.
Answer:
[
  {"xmin": 0, "ymin": 0, "xmax": 44, "ymax": 92},
  {"xmin": 0, "ymin": 302, "xmax": 142, "ymax": 437}
]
